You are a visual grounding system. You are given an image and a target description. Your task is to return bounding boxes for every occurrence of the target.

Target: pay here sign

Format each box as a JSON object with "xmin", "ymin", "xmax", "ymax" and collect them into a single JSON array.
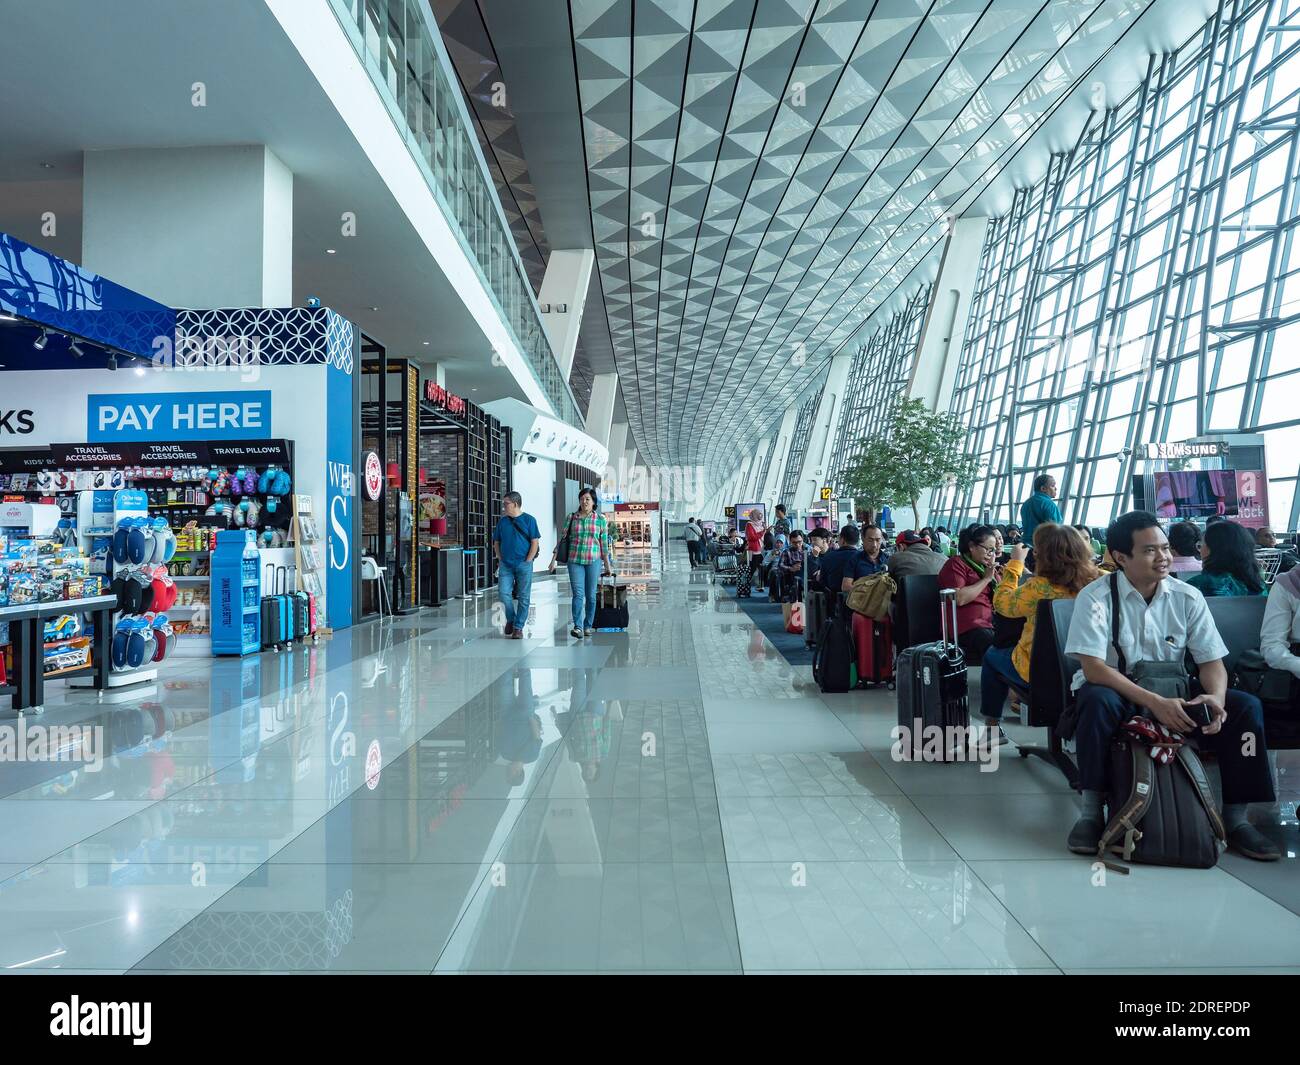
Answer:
[{"xmin": 88, "ymin": 391, "xmax": 273, "ymax": 442}]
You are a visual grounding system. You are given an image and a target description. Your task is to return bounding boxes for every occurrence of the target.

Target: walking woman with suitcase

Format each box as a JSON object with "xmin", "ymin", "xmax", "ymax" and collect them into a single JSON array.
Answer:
[{"xmin": 548, "ymin": 487, "xmax": 612, "ymax": 638}]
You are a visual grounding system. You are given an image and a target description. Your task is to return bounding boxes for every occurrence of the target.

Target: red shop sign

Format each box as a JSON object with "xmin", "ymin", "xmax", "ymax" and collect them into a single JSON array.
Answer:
[{"xmin": 424, "ymin": 381, "xmax": 467, "ymax": 417}]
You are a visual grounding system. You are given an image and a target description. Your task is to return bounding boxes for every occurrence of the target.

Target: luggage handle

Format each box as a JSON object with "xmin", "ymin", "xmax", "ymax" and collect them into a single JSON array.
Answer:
[
  {"xmin": 939, "ymin": 587, "xmax": 959, "ymax": 653},
  {"xmin": 275, "ymin": 565, "xmax": 287, "ymax": 595}
]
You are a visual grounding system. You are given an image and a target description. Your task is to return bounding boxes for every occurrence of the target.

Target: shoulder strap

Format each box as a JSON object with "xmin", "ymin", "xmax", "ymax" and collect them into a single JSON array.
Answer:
[
  {"xmin": 1175, "ymin": 745, "xmax": 1227, "ymax": 843},
  {"xmin": 508, "ymin": 515, "xmax": 531, "ymax": 540},
  {"xmin": 1109, "ymin": 571, "xmax": 1127, "ymax": 676},
  {"xmin": 1095, "ymin": 738, "xmax": 1151, "ymax": 874}
]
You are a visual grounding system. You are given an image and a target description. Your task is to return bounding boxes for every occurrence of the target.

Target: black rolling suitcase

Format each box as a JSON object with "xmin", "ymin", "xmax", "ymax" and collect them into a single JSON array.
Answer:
[
  {"xmin": 812, "ymin": 609, "xmax": 854, "ymax": 693},
  {"xmin": 261, "ymin": 566, "xmax": 292, "ymax": 651},
  {"xmin": 895, "ymin": 587, "xmax": 969, "ymax": 761},
  {"xmin": 592, "ymin": 573, "xmax": 629, "ymax": 630},
  {"xmin": 290, "ymin": 591, "xmax": 311, "ymax": 641},
  {"xmin": 803, "ymin": 586, "xmax": 827, "ymax": 648}
]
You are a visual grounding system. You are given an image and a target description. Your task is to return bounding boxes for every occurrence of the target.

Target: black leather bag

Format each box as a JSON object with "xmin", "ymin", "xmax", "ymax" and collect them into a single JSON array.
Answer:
[
  {"xmin": 555, "ymin": 513, "xmax": 575, "ymax": 565},
  {"xmin": 1233, "ymin": 648, "xmax": 1297, "ymax": 714},
  {"xmin": 992, "ymin": 613, "xmax": 1025, "ymax": 649}
]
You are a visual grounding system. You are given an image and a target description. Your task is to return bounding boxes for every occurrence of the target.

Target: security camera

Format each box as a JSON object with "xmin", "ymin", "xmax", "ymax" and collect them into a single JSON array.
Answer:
[{"xmin": 305, "ymin": 296, "xmax": 322, "ymax": 309}]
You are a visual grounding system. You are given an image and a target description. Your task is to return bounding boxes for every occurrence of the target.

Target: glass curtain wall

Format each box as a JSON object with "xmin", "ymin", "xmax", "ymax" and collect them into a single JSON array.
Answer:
[
  {"xmin": 778, "ymin": 389, "xmax": 823, "ymax": 507},
  {"xmin": 932, "ymin": 0, "xmax": 1300, "ymax": 530},
  {"xmin": 828, "ymin": 283, "xmax": 933, "ymax": 494}
]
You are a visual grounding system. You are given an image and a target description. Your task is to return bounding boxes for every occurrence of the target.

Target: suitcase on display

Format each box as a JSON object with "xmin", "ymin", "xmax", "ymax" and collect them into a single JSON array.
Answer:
[
  {"xmin": 260, "ymin": 565, "xmax": 293, "ymax": 651},
  {"xmin": 852, "ymin": 612, "xmax": 895, "ymax": 685},
  {"xmin": 895, "ymin": 588, "xmax": 969, "ymax": 761}
]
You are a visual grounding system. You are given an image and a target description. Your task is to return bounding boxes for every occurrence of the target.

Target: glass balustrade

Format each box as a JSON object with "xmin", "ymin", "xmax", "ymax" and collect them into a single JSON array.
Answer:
[{"xmin": 327, "ymin": 0, "xmax": 581, "ymax": 426}]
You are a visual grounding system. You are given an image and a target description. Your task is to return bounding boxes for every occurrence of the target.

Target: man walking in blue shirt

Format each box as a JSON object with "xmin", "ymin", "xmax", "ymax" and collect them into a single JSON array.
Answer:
[
  {"xmin": 492, "ymin": 491, "xmax": 541, "ymax": 639},
  {"xmin": 1020, "ymin": 473, "xmax": 1063, "ymax": 546}
]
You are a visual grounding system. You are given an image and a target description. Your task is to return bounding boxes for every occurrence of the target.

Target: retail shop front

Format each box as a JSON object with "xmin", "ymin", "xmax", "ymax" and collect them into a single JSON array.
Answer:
[{"xmin": 0, "ymin": 232, "xmax": 359, "ymax": 702}]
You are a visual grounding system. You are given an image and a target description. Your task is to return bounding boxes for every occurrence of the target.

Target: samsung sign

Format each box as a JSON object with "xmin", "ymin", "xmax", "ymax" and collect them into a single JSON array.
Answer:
[{"xmin": 88, "ymin": 391, "xmax": 272, "ymax": 441}]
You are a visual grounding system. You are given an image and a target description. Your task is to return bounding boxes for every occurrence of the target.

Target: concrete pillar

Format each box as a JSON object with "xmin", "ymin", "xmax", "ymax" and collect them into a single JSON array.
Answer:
[
  {"xmin": 744, "ymin": 437, "xmax": 771, "ymax": 500},
  {"xmin": 585, "ymin": 372, "xmax": 617, "ymax": 447},
  {"xmin": 910, "ymin": 216, "xmax": 989, "ymax": 414},
  {"xmin": 762, "ymin": 408, "xmax": 800, "ymax": 508},
  {"xmin": 82, "ymin": 145, "xmax": 293, "ymax": 308},
  {"xmin": 794, "ymin": 355, "xmax": 854, "ymax": 509},
  {"xmin": 538, "ymin": 249, "xmax": 594, "ymax": 379}
]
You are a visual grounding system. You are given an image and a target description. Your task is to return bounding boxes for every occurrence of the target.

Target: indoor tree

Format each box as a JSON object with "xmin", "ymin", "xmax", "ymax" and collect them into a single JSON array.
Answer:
[{"xmin": 837, "ymin": 396, "xmax": 981, "ymax": 525}]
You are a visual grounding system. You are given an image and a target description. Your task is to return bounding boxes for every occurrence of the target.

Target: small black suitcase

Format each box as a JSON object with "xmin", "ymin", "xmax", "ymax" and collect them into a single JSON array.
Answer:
[
  {"xmin": 290, "ymin": 591, "xmax": 310, "ymax": 641},
  {"xmin": 803, "ymin": 586, "xmax": 827, "ymax": 648},
  {"xmin": 895, "ymin": 588, "xmax": 969, "ymax": 761},
  {"xmin": 813, "ymin": 610, "xmax": 854, "ymax": 693},
  {"xmin": 592, "ymin": 576, "xmax": 629, "ymax": 630}
]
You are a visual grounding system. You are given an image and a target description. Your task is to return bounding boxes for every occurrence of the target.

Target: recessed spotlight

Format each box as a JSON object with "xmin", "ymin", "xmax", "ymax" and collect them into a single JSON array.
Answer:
[
  {"xmin": 369, "ymin": 306, "xmax": 379, "ymax": 311},
  {"xmin": 422, "ymin": 341, "xmax": 430, "ymax": 346},
  {"xmin": 33, "ymin": 330, "xmax": 48, "ymax": 351},
  {"xmin": 39, "ymin": 162, "xmax": 53, "ymax": 169},
  {"xmin": 134, "ymin": 366, "xmax": 145, "ymax": 377},
  {"xmin": 326, "ymin": 248, "xmax": 336, "ymax": 255}
]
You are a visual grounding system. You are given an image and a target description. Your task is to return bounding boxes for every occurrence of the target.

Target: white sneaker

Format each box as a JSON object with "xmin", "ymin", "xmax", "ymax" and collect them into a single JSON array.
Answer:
[{"xmin": 584, "ymin": 628, "xmax": 595, "ymax": 637}]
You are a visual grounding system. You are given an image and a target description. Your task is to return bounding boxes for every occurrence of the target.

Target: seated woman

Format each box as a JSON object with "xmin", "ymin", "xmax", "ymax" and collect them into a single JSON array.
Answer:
[
  {"xmin": 1262, "ymin": 566, "xmax": 1300, "ymax": 680},
  {"xmin": 1186, "ymin": 520, "xmax": 1267, "ymax": 597},
  {"xmin": 937, "ymin": 524, "xmax": 1000, "ymax": 663},
  {"xmin": 981, "ymin": 523, "xmax": 1099, "ymax": 747},
  {"xmin": 1167, "ymin": 519, "xmax": 1203, "ymax": 575}
]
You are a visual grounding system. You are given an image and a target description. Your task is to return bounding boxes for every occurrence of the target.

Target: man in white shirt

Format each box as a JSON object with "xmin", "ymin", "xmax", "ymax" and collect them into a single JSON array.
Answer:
[
  {"xmin": 683, "ymin": 517, "xmax": 703, "ymax": 567},
  {"xmin": 1063, "ymin": 511, "xmax": 1278, "ymax": 861}
]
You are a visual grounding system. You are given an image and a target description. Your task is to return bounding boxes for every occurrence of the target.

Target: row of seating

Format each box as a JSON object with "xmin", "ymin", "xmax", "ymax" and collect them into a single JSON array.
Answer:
[{"xmin": 891, "ymin": 575, "xmax": 1300, "ymax": 787}]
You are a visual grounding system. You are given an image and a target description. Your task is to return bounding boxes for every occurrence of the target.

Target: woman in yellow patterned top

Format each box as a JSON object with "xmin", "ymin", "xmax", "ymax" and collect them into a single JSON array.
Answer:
[{"xmin": 978, "ymin": 523, "xmax": 1100, "ymax": 744}]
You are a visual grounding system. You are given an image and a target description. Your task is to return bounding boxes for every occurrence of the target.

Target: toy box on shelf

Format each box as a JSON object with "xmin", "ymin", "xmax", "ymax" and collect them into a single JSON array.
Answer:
[{"xmin": 210, "ymin": 529, "xmax": 261, "ymax": 656}]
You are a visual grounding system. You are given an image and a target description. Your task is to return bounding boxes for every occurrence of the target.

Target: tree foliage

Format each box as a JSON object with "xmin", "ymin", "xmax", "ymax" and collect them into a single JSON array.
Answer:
[{"xmin": 837, "ymin": 396, "xmax": 981, "ymax": 522}]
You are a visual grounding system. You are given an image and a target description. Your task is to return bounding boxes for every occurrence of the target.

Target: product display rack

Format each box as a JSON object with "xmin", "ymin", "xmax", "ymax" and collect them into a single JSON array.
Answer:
[{"xmin": 209, "ymin": 530, "xmax": 261, "ymax": 656}]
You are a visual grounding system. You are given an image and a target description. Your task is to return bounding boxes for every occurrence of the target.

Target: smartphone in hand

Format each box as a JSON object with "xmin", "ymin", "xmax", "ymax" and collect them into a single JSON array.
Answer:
[{"xmin": 1184, "ymin": 700, "xmax": 1213, "ymax": 729}]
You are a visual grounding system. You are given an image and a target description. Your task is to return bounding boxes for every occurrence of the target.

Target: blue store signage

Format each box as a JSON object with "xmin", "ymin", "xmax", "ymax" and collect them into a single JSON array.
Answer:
[{"xmin": 87, "ymin": 391, "xmax": 272, "ymax": 441}]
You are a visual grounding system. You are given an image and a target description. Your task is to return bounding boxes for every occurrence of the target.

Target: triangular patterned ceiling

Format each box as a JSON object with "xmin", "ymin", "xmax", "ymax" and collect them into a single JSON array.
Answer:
[{"xmin": 451, "ymin": 0, "xmax": 1157, "ymax": 474}]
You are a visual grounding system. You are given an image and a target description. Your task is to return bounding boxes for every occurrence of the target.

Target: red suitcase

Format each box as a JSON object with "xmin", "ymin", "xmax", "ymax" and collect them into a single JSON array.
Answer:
[{"xmin": 852, "ymin": 612, "xmax": 895, "ymax": 685}]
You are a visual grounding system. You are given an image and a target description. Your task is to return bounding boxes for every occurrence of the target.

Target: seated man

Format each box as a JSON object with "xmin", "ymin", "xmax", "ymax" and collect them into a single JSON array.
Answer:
[
  {"xmin": 1256, "ymin": 526, "xmax": 1300, "ymax": 574},
  {"xmin": 1064, "ymin": 510, "xmax": 1279, "ymax": 862},
  {"xmin": 776, "ymin": 530, "xmax": 807, "ymax": 601},
  {"xmin": 887, "ymin": 529, "xmax": 946, "ymax": 579},
  {"xmin": 805, "ymin": 527, "xmax": 831, "ymax": 592},
  {"xmin": 818, "ymin": 524, "xmax": 863, "ymax": 614}
]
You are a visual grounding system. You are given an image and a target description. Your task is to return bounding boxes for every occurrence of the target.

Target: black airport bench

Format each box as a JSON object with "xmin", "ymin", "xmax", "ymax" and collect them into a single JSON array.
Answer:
[{"xmin": 1022, "ymin": 593, "xmax": 1299, "ymax": 788}]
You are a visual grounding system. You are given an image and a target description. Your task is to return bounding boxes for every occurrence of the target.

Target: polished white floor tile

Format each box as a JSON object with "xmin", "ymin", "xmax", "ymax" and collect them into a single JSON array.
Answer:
[
  {"xmin": 908, "ymin": 792, "xmax": 1088, "ymax": 860},
  {"xmin": 711, "ymin": 752, "xmax": 903, "ymax": 798},
  {"xmin": 718, "ymin": 795, "xmax": 957, "ymax": 862},
  {"xmin": 728, "ymin": 860, "xmax": 1054, "ymax": 972},
  {"xmin": 973, "ymin": 859, "xmax": 1300, "ymax": 969},
  {"xmin": 705, "ymin": 717, "xmax": 864, "ymax": 755}
]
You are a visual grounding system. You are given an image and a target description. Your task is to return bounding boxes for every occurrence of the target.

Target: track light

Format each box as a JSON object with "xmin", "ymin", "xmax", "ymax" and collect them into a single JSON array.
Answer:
[
  {"xmin": 68, "ymin": 340, "xmax": 84, "ymax": 357},
  {"xmin": 33, "ymin": 330, "xmax": 48, "ymax": 351},
  {"xmin": 107, "ymin": 353, "xmax": 118, "ymax": 372}
]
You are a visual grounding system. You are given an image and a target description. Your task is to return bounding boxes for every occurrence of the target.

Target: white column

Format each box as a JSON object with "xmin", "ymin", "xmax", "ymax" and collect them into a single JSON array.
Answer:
[
  {"xmin": 538, "ymin": 249, "xmax": 594, "ymax": 379},
  {"xmin": 762, "ymin": 408, "xmax": 800, "ymax": 508},
  {"xmin": 604, "ymin": 421, "xmax": 629, "ymax": 493},
  {"xmin": 584, "ymin": 372, "xmax": 618, "ymax": 446},
  {"xmin": 909, "ymin": 216, "xmax": 989, "ymax": 413},
  {"xmin": 744, "ymin": 437, "xmax": 771, "ymax": 500},
  {"xmin": 794, "ymin": 355, "xmax": 854, "ymax": 509},
  {"xmin": 82, "ymin": 145, "xmax": 293, "ymax": 308}
]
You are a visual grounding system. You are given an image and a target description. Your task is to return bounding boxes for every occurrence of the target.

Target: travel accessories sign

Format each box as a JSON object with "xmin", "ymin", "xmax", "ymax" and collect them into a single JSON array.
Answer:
[{"xmin": 88, "ymin": 391, "xmax": 272, "ymax": 441}]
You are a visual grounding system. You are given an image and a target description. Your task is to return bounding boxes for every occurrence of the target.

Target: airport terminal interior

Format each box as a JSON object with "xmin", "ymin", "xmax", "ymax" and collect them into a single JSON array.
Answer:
[{"xmin": 0, "ymin": 0, "xmax": 1297, "ymax": 974}]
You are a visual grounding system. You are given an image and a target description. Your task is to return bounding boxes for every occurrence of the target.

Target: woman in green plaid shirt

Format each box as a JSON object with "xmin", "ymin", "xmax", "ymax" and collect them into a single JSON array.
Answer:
[{"xmin": 548, "ymin": 487, "xmax": 612, "ymax": 637}]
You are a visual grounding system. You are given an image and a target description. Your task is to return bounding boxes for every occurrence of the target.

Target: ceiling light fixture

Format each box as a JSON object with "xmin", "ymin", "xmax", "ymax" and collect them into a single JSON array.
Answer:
[
  {"xmin": 32, "ymin": 330, "xmax": 48, "ymax": 351},
  {"xmin": 68, "ymin": 340, "xmax": 84, "ymax": 357},
  {"xmin": 107, "ymin": 353, "xmax": 118, "ymax": 372},
  {"xmin": 134, "ymin": 366, "xmax": 146, "ymax": 377},
  {"xmin": 326, "ymin": 248, "xmax": 336, "ymax": 255}
]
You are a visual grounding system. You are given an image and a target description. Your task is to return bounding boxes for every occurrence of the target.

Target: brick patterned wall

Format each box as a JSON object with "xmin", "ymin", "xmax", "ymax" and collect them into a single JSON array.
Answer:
[{"xmin": 419, "ymin": 432, "xmax": 463, "ymax": 543}]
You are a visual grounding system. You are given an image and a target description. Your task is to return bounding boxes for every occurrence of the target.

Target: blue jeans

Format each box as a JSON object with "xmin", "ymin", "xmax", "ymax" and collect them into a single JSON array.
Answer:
[
  {"xmin": 497, "ymin": 559, "xmax": 532, "ymax": 629},
  {"xmin": 979, "ymin": 644, "xmax": 1026, "ymax": 723},
  {"xmin": 567, "ymin": 559, "xmax": 602, "ymax": 628}
]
